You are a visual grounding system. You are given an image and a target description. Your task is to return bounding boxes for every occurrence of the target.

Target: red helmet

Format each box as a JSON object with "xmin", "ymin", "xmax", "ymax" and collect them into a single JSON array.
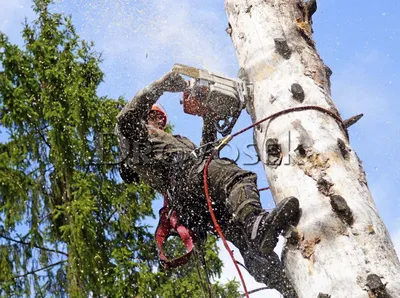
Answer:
[{"xmin": 150, "ymin": 103, "xmax": 168, "ymax": 128}]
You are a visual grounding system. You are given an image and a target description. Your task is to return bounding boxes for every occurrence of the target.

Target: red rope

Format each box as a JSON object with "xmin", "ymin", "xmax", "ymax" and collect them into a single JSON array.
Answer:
[
  {"xmin": 231, "ymin": 105, "xmax": 347, "ymax": 139},
  {"xmin": 203, "ymin": 150, "xmax": 250, "ymax": 298},
  {"xmin": 202, "ymin": 105, "xmax": 346, "ymax": 298},
  {"xmin": 258, "ymin": 187, "xmax": 270, "ymax": 192}
]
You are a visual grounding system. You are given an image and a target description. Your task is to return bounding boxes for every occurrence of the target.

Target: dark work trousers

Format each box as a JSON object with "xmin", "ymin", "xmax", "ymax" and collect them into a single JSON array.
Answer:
[{"xmin": 169, "ymin": 157, "xmax": 263, "ymax": 252}]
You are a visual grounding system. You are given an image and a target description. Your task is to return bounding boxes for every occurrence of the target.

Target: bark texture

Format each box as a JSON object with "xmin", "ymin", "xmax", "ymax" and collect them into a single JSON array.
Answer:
[{"xmin": 225, "ymin": 1, "xmax": 400, "ymax": 297}]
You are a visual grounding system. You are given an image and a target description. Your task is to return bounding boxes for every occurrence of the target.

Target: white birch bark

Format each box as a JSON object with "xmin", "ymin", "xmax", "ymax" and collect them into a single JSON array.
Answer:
[{"xmin": 225, "ymin": 1, "xmax": 400, "ymax": 297}]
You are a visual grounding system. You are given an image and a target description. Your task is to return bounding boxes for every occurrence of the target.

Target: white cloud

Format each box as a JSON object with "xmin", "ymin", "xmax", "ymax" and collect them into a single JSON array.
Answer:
[
  {"xmin": 53, "ymin": 0, "xmax": 238, "ymax": 96},
  {"xmin": 104, "ymin": 0, "xmax": 235, "ymax": 73}
]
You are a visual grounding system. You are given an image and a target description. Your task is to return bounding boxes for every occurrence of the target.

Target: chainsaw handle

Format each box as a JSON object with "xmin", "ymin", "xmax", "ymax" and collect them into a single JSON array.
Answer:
[
  {"xmin": 215, "ymin": 118, "xmax": 232, "ymax": 134},
  {"xmin": 215, "ymin": 109, "xmax": 241, "ymax": 137}
]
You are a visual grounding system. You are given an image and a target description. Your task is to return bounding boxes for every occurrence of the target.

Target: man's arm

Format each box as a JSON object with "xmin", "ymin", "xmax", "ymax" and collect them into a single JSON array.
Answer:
[
  {"xmin": 116, "ymin": 72, "xmax": 187, "ymax": 184},
  {"xmin": 201, "ymin": 115, "xmax": 217, "ymax": 152},
  {"xmin": 117, "ymin": 81, "xmax": 163, "ymax": 125},
  {"xmin": 116, "ymin": 72, "xmax": 187, "ymax": 140}
]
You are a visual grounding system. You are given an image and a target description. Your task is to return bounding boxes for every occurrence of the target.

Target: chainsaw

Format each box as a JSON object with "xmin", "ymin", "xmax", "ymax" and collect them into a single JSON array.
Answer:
[{"xmin": 171, "ymin": 64, "xmax": 252, "ymax": 136}]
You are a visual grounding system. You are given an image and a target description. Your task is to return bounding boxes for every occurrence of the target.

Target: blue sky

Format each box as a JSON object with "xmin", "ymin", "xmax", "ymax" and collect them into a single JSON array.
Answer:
[{"xmin": 1, "ymin": 0, "xmax": 399, "ymax": 296}]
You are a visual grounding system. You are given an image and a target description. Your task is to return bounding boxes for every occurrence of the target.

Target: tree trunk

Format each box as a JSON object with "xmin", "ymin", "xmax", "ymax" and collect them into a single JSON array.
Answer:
[{"xmin": 224, "ymin": 0, "xmax": 400, "ymax": 297}]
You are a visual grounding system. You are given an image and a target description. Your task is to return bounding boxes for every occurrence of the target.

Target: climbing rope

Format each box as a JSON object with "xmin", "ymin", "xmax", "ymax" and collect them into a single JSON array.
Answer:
[
  {"xmin": 203, "ymin": 105, "xmax": 347, "ymax": 298},
  {"xmin": 258, "ymin": 186, "xmax": 270, "ymax": 192},
  {"xmin": 203, "ymin": 149, "xmax": 251, "ymax": 297}
]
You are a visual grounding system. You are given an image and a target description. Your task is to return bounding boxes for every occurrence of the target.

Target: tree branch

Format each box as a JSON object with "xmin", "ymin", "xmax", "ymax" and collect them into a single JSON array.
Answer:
[
  {"xmin": 36, "ymin": 128, "xmax": 52, "ymax": 149},
  {"xmin": 24, "ymin": 120, "xmax": 52, "ymax": 149},
  {"xmin": 26, "ymin": 164, "xmax": 54, "ymax": 176},
  {"xmin": 0, "ymin": 234, "xmax": 68, "ymax": 256},
  {"xmin": 12, "ymin": 260, "xmax": 67, "ymax": 280},
  {"xmin": 103, "ymin": 207, "xmax": 118, "ymax": 227}
]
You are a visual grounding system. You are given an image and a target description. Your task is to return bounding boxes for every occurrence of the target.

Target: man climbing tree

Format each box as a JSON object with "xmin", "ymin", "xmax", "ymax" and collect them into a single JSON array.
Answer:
[
  {"xmin": 116, "ymin": 70, "xmax": 301, "ymax": 296},
  {"xmin": 224, "ymin": 0, "xmax": 400, "ymax": 297}
]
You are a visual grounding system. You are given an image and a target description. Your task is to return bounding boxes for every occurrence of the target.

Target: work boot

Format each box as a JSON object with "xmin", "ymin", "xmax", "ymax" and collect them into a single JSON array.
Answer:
[{"xmin": 245, "ymin": 196, "xmax": 300, "ymax": 255}]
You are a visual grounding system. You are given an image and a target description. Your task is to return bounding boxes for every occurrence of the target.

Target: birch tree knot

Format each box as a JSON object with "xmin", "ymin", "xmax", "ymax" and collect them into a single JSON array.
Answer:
[
  {"xmin": 317, "ymin": 176, "xmax": 333, "ymax": 196},
  {"xmin": 291, "ymin": 83, "xmax": 305, "ymax": 103},
  {"xmin": 366, "ymin": 274, "xmax": 390, "ymax": 298},
  {"xmin": 245, "ymin": 5, "xmax": 253, "ymax": 14},
  {"xmin": 274, "ymin": 38, "xmax": 292, "ymax": 60},
  {"xmin": 226, "ymin": 23, "xmax": 232, "ymax": 36},
  {"xmin": 294, "ymin": 144, "xmax": 306, "ymax": 157},
  {"xmin": 324, "ymin": 65, "xmax": 333, "ymax": 79},
  {"xmin": 337, "ymin": 138, "xmax": 350, "ymax": 159},
  {"xmin": 265, "ymin": 138, "xmax": 282, "ymax": 168},
  {"xmin": 330, "ymin": 195, "xmax": 354, "ymax": 226}
]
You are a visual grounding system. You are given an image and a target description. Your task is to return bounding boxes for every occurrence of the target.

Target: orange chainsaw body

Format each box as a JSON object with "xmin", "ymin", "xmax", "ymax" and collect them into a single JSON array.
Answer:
[{"xmin": 182, "ymin": 85, "xmax": 213, "ymax": 117}]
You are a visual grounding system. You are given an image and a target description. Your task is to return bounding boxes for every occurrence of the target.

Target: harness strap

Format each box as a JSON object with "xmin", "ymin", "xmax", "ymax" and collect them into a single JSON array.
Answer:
[
  {"xmin": 251, "ymin": 211, "xmax": 268, "ymax": 240},
  {"xmin": 234, "ymin": 198, "xmax": 260, "ymax": 219},
  {"xmin": 154, "ymin": 196, "xmax": 195, "ymax": 269}
]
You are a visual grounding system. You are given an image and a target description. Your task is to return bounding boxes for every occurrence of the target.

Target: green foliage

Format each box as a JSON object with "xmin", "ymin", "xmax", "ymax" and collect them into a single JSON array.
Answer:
[
  {"xmin": 141, "ymin": 236, "xmax": 240, "ymax": 298},
  {"xmin": 0, "ymin": 0, "xmax": 239, "ymax": 297}
]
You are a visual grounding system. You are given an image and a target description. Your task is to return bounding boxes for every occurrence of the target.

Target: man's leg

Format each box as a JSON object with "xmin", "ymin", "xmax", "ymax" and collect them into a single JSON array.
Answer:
[
  {"xmin": 229, "ymin": 177, "xmax": 299, "ymax": 255},
  {"xmin": 220, "ymin": 220, "xmax": 299, "ymax": 298},
  {"xmin": 207, "ymin": 158, "xmax": 300, "ymax": 255},
  {"xmin": 242, "ymin": 250, "xmax": 298, "ymax": 298}
]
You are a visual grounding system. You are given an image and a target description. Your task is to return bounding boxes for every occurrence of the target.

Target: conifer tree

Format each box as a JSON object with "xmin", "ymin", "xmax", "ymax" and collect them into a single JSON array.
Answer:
[{"xmin": 0, "ymin": 1, "xmax": 239, "ymax": 296}]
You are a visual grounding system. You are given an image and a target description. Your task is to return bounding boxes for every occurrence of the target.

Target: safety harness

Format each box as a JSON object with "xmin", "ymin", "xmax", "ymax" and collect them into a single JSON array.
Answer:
[{"xmin": 154, "ymin": 195, "xmax": 195, "ymax": 269}]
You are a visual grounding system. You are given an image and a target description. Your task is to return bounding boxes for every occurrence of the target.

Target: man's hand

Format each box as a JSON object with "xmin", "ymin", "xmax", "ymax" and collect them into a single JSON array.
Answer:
[{"xmin": 158, "ymin": 72, "xmax": 187, "ymax": 93}]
